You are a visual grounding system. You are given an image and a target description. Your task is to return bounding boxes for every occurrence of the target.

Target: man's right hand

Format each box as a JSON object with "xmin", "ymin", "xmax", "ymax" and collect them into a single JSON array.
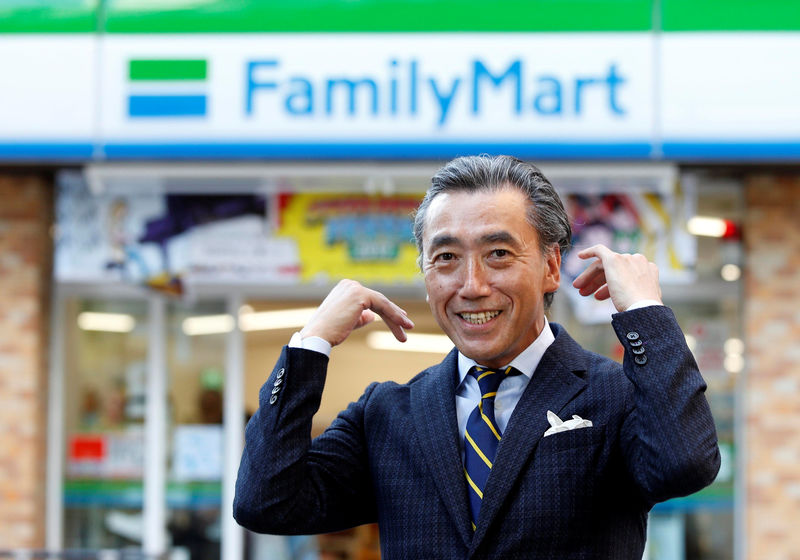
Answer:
[{"xmin": 299, "ymin": 279, "xmax": 415, "ymax": 347}]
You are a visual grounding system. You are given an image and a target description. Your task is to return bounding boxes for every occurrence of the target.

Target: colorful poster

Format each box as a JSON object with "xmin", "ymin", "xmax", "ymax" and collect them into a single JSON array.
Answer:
[
  {"xmin": 561, "ymin": 188, "xmax": 695, "ymax": 323},
  {"xmin": 277, "ymin": 193, "xmax": 424, "ymax": 284},
  {"xmin": 55, "ymin": 172, "xmax": 299, "ymax": 292}
]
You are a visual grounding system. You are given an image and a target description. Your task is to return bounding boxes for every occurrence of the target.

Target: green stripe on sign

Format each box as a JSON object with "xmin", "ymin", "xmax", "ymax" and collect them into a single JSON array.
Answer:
[
  {"xmin": 662, "ymin": 0, "xmax": 800, "ymax": 31},
  {"xmin": 129, "ymin": 59, "xmax": 207, "ymax": 81},
  {"xmin": 103, "ymin": 0, "xmax": 653, "ymax": 32},
  {"xmin": 0, "ymin": 0, "xmax": 98, "ymax": 33}
]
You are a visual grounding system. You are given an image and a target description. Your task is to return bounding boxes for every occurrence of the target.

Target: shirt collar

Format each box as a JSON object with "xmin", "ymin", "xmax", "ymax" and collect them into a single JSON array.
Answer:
[{"xmin": 457, "ymin": 316, "xmax": 556, "ymax": 386}]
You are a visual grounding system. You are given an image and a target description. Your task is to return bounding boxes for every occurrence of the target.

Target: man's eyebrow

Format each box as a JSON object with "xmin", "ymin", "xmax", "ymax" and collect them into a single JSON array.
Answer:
[
  {"xmin": 480, "ymin": 231, "xmax": 520, "ymax": 246},
  {"xmin": 427, "ymin": 234, "xmax": 462, "ymax": 252}
]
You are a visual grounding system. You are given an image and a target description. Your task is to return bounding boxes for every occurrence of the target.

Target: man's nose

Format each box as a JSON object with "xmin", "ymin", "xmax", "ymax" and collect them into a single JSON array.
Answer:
[{"xmin": 459, "ymin": 258, "xmax": 492, "ymax": 298}]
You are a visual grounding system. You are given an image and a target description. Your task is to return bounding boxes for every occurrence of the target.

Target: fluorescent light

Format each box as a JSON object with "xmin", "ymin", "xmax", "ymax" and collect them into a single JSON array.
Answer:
[
  {"xmin": 687, "ymin": 216, "xmax": 727, "ymax": 237},
  {"xmin": 77, "ymin": 312, "xmax": 136, "ymax": 333},
  {"xmin": 239, "ymin": 307, "xmax": 318, "ymax": 332},
  {"xmin": 366, "ymin": 331, "xmax": 453, "ymax": 354},
  {"xmin": 182, "ymin": 314, "xmax": 235, "ymax": 336}
]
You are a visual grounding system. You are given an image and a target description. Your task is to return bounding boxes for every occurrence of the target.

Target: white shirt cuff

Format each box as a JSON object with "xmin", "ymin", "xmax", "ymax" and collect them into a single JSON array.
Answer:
[
  {"xmin": 288, "ymin": 332, "xmax": 332, "ymax": 357},
  {"xmin": 626, "ymin": 299, "xmax": 663, "ymax": 311}
]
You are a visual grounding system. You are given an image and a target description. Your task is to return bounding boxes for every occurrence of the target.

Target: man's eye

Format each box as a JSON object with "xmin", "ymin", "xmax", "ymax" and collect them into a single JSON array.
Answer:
[
  {"xmin": 436, "ymin": 252, "xmax": 454, "ymax": 261},
  {"xmin": 492, "ymin": 249, "xmax": 508, "ymax": 257}
]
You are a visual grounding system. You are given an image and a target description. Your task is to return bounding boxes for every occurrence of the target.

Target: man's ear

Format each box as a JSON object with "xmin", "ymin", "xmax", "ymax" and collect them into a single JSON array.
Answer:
[{"xmin": 544, "ymin": 244, "xmax": 561, "ymax": 292}]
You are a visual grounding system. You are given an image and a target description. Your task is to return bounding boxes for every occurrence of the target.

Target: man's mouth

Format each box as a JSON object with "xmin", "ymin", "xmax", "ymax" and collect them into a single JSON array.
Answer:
[{"xmin": 458, "ymin": 311, "xmax": 501, "ymax": 325}]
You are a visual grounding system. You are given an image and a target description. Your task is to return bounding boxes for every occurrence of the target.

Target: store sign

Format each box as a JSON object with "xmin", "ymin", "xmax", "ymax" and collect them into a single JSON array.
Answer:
[
  {"xmin": 97, "ymin": 34, "xmax": 652, "ymax": 143},
  {"xmin": 2, "ymin": 33, "xmax": 799, "ymax": 159}
]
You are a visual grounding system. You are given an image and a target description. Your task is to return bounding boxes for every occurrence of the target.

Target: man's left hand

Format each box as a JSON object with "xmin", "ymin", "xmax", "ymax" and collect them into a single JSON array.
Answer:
[{"xmin": 572, "ymin": 244, "xmax": 663, "ymax": 312}]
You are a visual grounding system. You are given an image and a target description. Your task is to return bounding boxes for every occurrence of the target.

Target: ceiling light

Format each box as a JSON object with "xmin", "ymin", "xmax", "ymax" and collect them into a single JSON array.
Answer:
[
  {"xmin": 78, "ymin": 312, "xmax": 136, "ymax": 333},
  {"xmin": 687, "ymin": 216, "xmax": 739, "ymax": 239},
  {"xmin": 724, "ymin": 354, "xmax": 745, "ymax": 374},
  {"xmin": 724, "ymin": 338, "xmax": 744, "ymax": 355},
  {"xmin": 182, "ymin": 314, "xmax": 235, "ymax": 336},
  {"xmin": 687, "ymin": 216, "xmax": 727, "ymax": 237},
  {"xmin": 239, "ymin": 307, "xmax": 318, "ymax": 332},
  {"xmin": 366, "ymin": 331, "xmax": 453, "ymax": 354},
  {"xmin": 720, "ymin": 264, "xmax": 741, "ymax": 282}
]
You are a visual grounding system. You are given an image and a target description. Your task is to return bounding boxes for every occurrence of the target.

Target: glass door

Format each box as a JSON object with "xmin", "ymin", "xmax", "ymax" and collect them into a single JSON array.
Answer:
[
  {"xmin": 57, "ymin": 295, "xmax": 235, "ymax": 560},
  {"xmin": 62, "ymin": 297, "xmax": 149, "ymax": 550}
]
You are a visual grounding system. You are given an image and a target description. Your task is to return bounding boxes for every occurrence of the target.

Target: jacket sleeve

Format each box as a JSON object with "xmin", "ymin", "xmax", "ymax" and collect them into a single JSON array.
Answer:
[
  {"xmin": 233, "ymin": 346, "xmax": 378, "ymax": 535},
  {"xmin": 612, "ymin": 305, "xmax": 721, "ymax": 506}
]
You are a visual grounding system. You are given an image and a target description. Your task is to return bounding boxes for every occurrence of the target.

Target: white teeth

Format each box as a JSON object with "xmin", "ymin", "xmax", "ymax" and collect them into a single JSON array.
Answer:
[{"xmin": 459, "ymin": 311, "xmax": 500, "ymax": 325}]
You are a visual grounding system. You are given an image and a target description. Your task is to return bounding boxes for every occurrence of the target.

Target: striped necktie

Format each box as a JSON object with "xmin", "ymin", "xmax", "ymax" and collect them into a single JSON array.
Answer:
[{"xmin": 464, "ymin": 365, "xmax": 521, "ymax": 531}]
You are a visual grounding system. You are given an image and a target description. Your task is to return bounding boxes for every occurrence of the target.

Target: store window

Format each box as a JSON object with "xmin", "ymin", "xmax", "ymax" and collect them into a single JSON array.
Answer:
[
  {"xmin": 166, "ymin": 301, "xmax": 228, "ymax": 560},
  {"xmin": 63, "ymin": 298, "xmax": 148, "ymax": 550}
]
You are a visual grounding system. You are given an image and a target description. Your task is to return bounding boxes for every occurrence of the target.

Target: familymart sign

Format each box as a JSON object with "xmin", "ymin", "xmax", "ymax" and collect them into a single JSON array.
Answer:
[{"xmin": 1, "ymin": 33, "xmax": 799, "ymax": 159}]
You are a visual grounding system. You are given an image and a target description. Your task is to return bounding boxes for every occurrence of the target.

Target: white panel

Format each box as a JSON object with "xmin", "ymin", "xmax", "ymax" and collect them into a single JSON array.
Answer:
[
  {"xmin": 661, "ymin": 33, "xmax": 800, "ymax": 139},
  {"xmin": 0, "ymin": 35, "xmax": 96, "ymax": 139}
]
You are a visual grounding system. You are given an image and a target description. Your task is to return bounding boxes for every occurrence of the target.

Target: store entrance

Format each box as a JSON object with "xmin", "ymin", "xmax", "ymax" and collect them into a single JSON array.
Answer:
[{"xmin": 58, "ymin": 295, "xmax": 230, "ymax": 560}]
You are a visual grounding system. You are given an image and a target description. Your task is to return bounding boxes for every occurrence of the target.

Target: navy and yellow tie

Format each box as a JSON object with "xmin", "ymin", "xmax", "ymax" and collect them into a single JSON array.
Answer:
[{"xmin": 464, "ymin": 365, "xmax": 521, "ymax": 530}]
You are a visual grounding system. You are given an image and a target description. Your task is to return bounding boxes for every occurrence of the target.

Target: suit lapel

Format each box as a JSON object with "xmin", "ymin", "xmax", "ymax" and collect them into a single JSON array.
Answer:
[
  {"xmin": 468, "ymin": 325, "xmax": 588, "ymax": 554},
  {"xmin": 410, "ymin": 349, "xmax": 473, "ymax": 549}
]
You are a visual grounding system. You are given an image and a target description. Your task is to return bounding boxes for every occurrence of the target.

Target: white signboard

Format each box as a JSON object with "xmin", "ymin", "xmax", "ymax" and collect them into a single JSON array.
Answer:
[
  {"xmin": 98, "ymin": 34, "xmax": 653, "ymax": 142},
  {"xmin": 2, "ymin": 32, "xmax": 799, "ymax": 158}
]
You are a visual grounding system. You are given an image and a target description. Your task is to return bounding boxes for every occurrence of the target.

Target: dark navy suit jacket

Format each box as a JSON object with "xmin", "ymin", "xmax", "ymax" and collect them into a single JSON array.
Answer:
[{"xmin": 234, "ymin": 306, "xmax": 720, "ymax": 559}]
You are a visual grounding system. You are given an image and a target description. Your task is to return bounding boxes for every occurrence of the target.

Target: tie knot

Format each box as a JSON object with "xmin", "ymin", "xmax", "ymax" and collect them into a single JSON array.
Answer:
[{"xmin": 469, "ymin": 365, "xmax": 520, "ymax": 398}]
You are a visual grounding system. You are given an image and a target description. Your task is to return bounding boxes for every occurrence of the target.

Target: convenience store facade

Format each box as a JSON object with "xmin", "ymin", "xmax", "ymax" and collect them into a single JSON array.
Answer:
[{"xmin": 2, "ymin": 1, "xmax": 800, "ymax": 559}]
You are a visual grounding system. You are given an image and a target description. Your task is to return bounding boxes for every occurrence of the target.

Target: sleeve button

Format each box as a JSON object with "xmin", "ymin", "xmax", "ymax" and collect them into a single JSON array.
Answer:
[
  {"xmin": 626, "ymin": 332, "xmax": 640, "ymax": 341},
  {"xmin": 269, "ymin": 395, "xmax": 278, "ymax": 405},
  {"xmin": 634, "ymin": 354, "xmax": 648, "ymax": 366}
]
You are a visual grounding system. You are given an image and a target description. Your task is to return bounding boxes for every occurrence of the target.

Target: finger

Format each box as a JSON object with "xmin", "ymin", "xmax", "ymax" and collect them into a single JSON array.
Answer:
[
  {"xmin": 593, "ymin": 285, "xmax": 611, "ymax": 301},
  {"xmin": 576, "ymin": 274, "xmax": 608, "ymax": 297},
  {"xmin": 572, "ymin": 259, "xmax": 606, "ymax": 291},
  {"xmin": 576, "ymin": 244, "xmax": 613, "ymax": 261},
  {"xmin": 366, "ymin": 290, "xmax": 415, "ymax": 330},
  {"xmin": 361, "ymin": 290, "xmax": 414, "ymax": 342},
  {"xmin": 353, "ymin": 310, "xmax": 378, "ymax": 330}
]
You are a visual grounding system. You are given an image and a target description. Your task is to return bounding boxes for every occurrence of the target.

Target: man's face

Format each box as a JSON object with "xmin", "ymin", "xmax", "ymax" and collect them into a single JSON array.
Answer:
[{"xmin": 421, "ymin": 187, "xmax": 561, "ymax": 368}]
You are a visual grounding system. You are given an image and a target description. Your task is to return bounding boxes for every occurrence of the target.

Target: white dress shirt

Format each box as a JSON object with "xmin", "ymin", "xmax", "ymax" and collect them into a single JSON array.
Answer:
[{"xmin": 454, "ymin": 317, "xmax": 554, "ymax": 457}]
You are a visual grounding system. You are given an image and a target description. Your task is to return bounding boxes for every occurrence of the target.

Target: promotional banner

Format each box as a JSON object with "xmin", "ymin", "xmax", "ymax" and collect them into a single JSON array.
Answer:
[
  {"xmin": 54, "ymin": 172, "xmax": 299, "ymax": 292},
  {"xmin": 560, "ymin": 184, "xmax": 695, "ymax": 323},
  {"xmin": 277, "ymin": 192, "xmax": 424, "ymax": 284},
  {"xmin": 55, "ymin": 173, "xmax": 425, "ymax": 289}
]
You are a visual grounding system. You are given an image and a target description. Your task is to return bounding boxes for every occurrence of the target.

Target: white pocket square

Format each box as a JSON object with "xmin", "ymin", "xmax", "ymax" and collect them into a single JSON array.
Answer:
[{"xmin": 543, "ymin": 410, "xmax": 593, "ymax": 437}]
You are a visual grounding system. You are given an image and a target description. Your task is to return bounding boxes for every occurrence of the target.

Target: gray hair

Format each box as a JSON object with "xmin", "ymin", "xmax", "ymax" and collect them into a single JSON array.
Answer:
[{"xmin": 413, "ymin": 155, "xmax": 572, "ymax": 309}]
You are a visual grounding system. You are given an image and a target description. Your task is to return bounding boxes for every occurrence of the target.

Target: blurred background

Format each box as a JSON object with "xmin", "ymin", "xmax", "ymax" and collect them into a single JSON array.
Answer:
[{"xmin": 1, "ymin": 1, "xmax": 799, "ymax": 559}]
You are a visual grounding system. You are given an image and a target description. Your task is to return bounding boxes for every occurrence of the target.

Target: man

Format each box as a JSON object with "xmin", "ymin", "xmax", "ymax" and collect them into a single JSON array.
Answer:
[{"xmin": 234, "ymin": 155, "xmax": 720, "ymax": 559}]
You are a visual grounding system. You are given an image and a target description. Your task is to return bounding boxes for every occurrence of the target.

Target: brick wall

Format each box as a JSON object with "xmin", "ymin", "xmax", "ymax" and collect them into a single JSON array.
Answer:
[
  {"xmin": 744, "ymin": 175, "xmax": 800, "ymax": 559},
  {"xmin": 0, "ymin": 173, "xmax": 52, "ymax": 548}
]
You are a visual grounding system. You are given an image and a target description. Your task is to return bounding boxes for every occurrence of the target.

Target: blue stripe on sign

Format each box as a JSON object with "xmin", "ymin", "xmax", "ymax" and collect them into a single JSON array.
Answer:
[
  {"xmin": 0, "ymin": 142, "xmax": 95, "ymax": 159},
  {"xmin": 128, "ymin": 95, "xmax": 207, "ymax": 117},
  {"xmin": 663, "ymin": 141, "xmax": 800, "ymax": 160},
  {"xmin": 102, "ymin": 141, "xmax": 655, "ymax": 159}
]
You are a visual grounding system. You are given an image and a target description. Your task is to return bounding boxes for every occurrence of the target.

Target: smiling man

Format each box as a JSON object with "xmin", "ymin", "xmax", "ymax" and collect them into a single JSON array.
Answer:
[{"xmin": 234, "ymin": 155, "xmax": 720, "ymax": 559}]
